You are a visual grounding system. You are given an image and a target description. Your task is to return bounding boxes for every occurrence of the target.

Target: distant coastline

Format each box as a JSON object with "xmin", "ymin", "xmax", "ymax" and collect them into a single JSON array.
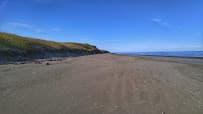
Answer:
[{"xmin": 118, "ymin": 51, "xmax": 203, "ymax": 58}]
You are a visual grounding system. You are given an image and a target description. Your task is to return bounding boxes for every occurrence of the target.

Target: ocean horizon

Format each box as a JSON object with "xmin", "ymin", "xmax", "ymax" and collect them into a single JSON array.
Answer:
[{"xmin": 119, "ymin": 51, "xmax": 203, "ymax": 58}]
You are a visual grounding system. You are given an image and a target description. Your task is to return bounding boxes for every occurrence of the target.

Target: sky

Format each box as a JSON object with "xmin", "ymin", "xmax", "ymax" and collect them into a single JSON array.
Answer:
[{"xmin": 0, "ymin": 0, "xmax": 203, "ymax": 52}]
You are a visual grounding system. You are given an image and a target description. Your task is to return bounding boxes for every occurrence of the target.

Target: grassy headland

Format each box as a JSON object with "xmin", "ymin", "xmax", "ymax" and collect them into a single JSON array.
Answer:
[{"xmin": 0, "ymin": 32, "xmax": 108, "ymax": 63}]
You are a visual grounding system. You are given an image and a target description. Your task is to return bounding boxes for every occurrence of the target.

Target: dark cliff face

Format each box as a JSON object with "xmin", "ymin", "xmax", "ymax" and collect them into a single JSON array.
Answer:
[
  {"xmin": 0, "ymin": 32, "xmax": 109, "ymax": 64},
  {"xmin": 100, "ymin": 50, "xmax": 110, "ymax": 54}
]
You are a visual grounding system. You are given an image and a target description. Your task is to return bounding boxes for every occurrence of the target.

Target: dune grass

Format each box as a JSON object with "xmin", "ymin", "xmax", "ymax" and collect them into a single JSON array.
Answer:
[
  {"xmin": 64, "ymin": 42, "xmax": 97, "ymax": 51},
  {"xmin": 0, "ymin": 32, "xmax": 105, "ymax": 61},
  {"xmin": 0, "ymin": 32, "xmax": 99, "ymax": 52}
]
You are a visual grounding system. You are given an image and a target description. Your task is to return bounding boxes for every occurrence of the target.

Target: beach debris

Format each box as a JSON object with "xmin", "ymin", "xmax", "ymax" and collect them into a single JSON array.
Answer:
[
  {"xmin": 34, "ymin": 61, "xmax": 42, "ymax": 64},
  {"xmin": 46, "ymin": 62, "xmax": 50, "ymax": 65}
]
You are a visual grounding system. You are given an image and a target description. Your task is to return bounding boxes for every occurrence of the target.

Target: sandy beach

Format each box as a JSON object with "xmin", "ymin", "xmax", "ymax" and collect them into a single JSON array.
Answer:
[{"xmin": 0, "ymin": 54, "xmax": 202, "ymax": 114}]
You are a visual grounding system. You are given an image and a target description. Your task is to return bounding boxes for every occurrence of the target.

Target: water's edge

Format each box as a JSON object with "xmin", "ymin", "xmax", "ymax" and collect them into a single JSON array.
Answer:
[{"xmin": 118, "ymin": 51, "xmax": 203, "ymax": 58}]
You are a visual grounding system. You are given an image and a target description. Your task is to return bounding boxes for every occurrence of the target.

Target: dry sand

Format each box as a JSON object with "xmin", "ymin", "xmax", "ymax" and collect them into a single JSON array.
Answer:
[{"xmin": 0, "ymin": 54, "xmax": 203, "ymax": 114}]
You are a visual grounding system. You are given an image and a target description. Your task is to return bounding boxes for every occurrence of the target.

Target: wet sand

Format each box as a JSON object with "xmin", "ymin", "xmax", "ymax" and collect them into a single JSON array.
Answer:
[{"xmin": 0, "ymin": 54, "xmax": 203, "ymax": 114}]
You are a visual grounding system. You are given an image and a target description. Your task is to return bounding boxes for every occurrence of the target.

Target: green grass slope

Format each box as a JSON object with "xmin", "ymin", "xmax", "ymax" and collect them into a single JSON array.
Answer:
[{"xmin": 0, "ymin": 32, "xmax": 108, "ymax": 62}]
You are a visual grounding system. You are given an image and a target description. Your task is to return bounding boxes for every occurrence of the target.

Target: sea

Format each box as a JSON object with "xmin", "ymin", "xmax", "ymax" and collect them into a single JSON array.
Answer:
[{"xmin": 120, "ymin": 51, "xmax": 203, "ymax": 58}]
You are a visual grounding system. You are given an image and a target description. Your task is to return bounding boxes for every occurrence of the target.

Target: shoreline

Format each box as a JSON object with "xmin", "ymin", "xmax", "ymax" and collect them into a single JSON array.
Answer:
[
  {"xmin": 114, "ymin": 53, "xmax": 203, "ymax": 65},
  {"xmin": 115, "ymin": 53, "xmax": 203, "ymax": 59},
  {"xmin": 1, "ymin": 53, "xmax": 203, "ymax": 65}
]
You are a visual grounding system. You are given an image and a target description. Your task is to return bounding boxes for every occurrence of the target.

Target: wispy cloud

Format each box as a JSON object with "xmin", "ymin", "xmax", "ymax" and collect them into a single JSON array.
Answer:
[
  {"xmin": 33, "ymin": 29, "xmax": 47, "ymax": 34},
  {"xmin": 7, "ymin": 22, "xmax": 33, "ymax": 29},
  {"xmin": 0, "ymin": 22, "xmax": 63, "ymax": 34},
  {"xmin": 50, "ymin": 28, "xmax": 63, "ymax": 32},
  {"xmin": 151, "ymin": 18, "xmax": 170, "ymax": 28}
]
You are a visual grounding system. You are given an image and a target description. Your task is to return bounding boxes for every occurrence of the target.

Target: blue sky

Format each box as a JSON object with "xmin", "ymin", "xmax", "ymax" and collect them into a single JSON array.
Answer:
[{"xmin": 0, "ymin": 0, "xmax": 202, "ymax": 52}]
